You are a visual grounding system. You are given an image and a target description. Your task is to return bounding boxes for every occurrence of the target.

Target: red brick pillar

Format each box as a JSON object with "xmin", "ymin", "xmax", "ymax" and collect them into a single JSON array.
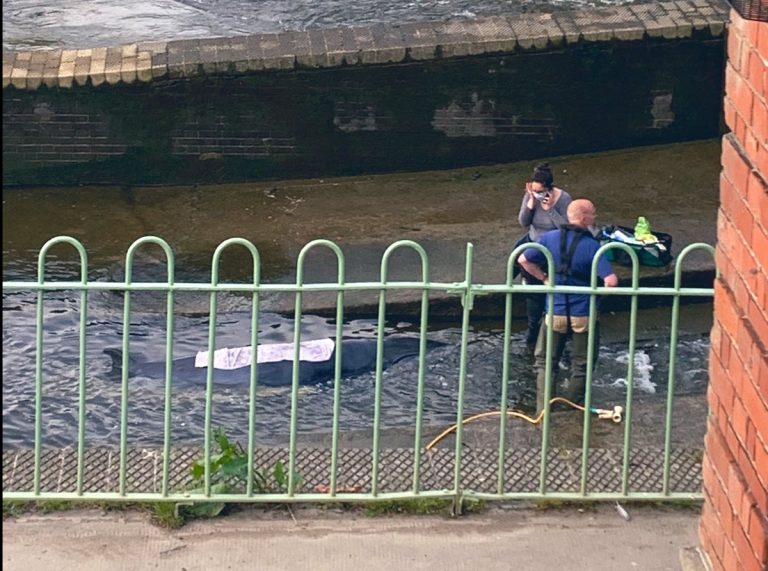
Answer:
[{"xmin": 700, "ymin": 10, "xmax": 768, "ymax": 571}]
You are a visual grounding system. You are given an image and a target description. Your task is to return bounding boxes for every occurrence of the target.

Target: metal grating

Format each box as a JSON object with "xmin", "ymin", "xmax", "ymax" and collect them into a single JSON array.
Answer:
[{"xmin": 2, "ymin": 445, "xmax": 703, "ymax": 497}]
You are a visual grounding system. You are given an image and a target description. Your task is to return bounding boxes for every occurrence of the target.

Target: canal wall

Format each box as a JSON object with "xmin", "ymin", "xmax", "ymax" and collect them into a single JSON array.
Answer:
[
  {"xmin": 1, "ymin": 1, "xmax": 729, "ymax": 186},
  {"xmin": 700, "ymin": 7, "xmax": 768, "ymax": 571}
]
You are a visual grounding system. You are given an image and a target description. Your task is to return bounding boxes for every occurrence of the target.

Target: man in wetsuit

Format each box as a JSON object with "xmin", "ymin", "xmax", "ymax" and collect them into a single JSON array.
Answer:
[{"xmin": 517, "ymin": 199, "xmax": 618, "ymax": 414}]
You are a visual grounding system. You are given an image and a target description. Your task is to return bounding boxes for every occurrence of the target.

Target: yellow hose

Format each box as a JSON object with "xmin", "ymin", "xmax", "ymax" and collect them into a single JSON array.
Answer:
[{"xmin": 425, "ymin": 397, "xmax": 587, "ymax": 451}]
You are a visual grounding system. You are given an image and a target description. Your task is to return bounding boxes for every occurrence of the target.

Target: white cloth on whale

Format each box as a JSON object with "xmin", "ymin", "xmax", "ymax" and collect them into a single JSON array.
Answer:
[{"xmin": 194, "ymin": 338, "xmax": 335, "ymax": 370}]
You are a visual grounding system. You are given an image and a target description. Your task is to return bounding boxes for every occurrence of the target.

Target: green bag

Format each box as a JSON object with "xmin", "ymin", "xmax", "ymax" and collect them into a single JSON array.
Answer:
[{"xmin": 600, "ymin": 225, "xmax": 673, "ymax": 267}]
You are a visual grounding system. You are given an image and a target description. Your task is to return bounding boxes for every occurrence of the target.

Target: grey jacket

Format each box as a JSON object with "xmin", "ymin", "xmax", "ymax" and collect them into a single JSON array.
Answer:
[{"xmin": 517, "ymin": 189, "xmax": 572, "ymax": 241}]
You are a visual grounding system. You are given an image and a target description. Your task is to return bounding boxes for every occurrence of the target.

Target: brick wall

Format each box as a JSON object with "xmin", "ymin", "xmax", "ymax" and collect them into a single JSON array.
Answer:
[
  {"xmin": 3, "ymin": 38, "xmax": 725, "ymax": 186},
  {"xmin": 2, "ymin": 96, "xmax": 127, "ymax": 165},
  {"xmin": 701, "ymin": 10, "xmax": 768, "ymax": 571}
]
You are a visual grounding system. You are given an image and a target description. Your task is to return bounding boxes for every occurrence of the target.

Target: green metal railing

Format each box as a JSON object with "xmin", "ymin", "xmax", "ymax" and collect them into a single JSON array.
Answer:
[{"xmin": 2, "ymin": 236, "xmax": 716, "ymax": 504}]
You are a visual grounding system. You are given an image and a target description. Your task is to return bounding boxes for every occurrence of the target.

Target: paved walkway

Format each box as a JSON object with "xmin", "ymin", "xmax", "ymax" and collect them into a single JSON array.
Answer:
[{"xmin": 3, "ymin": 505, "xmax": 703, "ymax": 570}]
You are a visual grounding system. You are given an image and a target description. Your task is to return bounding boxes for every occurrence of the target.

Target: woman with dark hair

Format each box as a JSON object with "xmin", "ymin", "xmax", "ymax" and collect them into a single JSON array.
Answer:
[{"xmin": 516, "ymin": 162, "xmax": 572, "ymax": 352}]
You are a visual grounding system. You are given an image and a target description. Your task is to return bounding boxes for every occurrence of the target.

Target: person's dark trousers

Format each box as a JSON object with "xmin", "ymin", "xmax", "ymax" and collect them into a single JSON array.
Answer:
[
  {"xmin": 533, "ymin": 320, "xmax": 601, "ymax": 414},
  {"xmin": 523, "ymin": 279, "xmax": 546, "ymax": 349}
]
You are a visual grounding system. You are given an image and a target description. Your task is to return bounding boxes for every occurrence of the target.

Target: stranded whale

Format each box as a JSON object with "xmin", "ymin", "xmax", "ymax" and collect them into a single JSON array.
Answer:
[{"xmin": 104, "ymin": 336, "xmax": 445, "ymax": 388}]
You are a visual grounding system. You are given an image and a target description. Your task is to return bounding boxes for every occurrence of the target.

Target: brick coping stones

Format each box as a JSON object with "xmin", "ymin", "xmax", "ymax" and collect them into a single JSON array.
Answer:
[{"xmin": 2, "ymin": 0, "xmax": 729, "ymax": 91}]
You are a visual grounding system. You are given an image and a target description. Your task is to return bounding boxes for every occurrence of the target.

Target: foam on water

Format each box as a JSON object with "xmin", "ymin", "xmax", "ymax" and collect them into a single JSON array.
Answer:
[
  {"xmin": 611, "ymin": 349, "xmax": 657, "ymax": 394},
  {"xmin": 4, "ymin": 0, "xmax": 654, "ymax": 51}
]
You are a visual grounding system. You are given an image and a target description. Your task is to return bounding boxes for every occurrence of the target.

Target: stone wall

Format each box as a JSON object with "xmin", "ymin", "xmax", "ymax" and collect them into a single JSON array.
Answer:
[
  {"xmin": 700, "ymin": 9, "xmax": 768, "ymax": 571},
  {"xmin": 2, "ymin": 2, "xmax": 729, "ymax": 186}
]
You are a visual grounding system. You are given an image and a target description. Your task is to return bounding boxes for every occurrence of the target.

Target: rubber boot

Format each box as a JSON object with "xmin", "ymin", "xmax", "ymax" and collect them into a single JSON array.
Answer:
[{"xmin": 533, "ymin": 324, "xmax": 566, "ymax": 415}]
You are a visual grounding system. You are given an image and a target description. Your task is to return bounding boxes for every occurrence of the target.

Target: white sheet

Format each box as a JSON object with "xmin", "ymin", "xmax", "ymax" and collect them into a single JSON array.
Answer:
[{"xmin": 194, "ymin": 338, "xmax": 335, "ymax": 370}]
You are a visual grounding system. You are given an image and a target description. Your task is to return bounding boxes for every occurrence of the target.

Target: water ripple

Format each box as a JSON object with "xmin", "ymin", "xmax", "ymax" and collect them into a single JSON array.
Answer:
[
  {"xmin": 5, "ymin": 0, "xmax": 650, "ymax": 50},
  {"xmin": 3, "ymin": 286, "xmax": 710, "ymax": 449}
]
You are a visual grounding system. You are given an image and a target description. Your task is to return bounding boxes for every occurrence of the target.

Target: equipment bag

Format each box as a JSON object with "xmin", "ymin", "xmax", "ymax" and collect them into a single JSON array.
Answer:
[{"xmin": 600, "ymin": 225, "xmax": 673, "ymax": 267}]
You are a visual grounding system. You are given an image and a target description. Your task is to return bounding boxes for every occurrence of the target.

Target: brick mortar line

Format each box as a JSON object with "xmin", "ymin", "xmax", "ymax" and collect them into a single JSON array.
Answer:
[{"xmin": 714, "ymin": 263, "xmax": 768, "ymax": 359}]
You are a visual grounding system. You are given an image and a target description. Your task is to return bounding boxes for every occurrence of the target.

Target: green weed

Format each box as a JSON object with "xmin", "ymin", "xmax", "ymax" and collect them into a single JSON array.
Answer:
[
  {"xmin": 362, "ymin": 497, "xmax": 487, "ymax": 516},
  {"xmin": 3, "ymin": 500, "xmax": 27, "ymax": 518},
  {"xmin": 147, "ymin": 502, "xmax": 185, "ymax": 529},
  {"xmin": 188, "ymin": 428, "xmax": 302, "ymax": 494}
]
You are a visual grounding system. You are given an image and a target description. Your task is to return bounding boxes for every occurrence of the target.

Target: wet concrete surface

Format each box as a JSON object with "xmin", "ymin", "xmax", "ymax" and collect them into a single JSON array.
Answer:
[{"xmin": 3, "ymin": 139, "xmax": 720, "ymax": 317}]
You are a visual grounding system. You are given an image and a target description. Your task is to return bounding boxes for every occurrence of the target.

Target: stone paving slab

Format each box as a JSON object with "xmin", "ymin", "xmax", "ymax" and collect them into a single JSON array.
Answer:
[{"xmin": 1, "ymin": 1, "xmax": 730, "ymax": 91}]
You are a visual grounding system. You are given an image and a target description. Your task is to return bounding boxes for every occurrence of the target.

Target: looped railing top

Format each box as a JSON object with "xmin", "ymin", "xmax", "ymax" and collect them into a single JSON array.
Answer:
[
  {"xmin": 210, "ymin": 238, "xmax": 261, "ymax": 286},
  {"xmin": 593, "ymin": 242, "xmax": 640, "ymax": 288},
  {"xmin": 674, "ymin": 243, "xmax": 717, "ymax": 289},
  {"xmin": 380, "ymin": 240, "xmax": 430, "ymax": 284},
  {"xmin": 124, "ymin": 236, "xmax": 175, "ymax": 285},
  {"xmin": 37, "ymin": 236, "xmax": 88, "ymax": 285},
  {"xmin": 296, "ymin": 239, "xmax": 345, "ymax": 286},
  {"xmin": 505, "ymin": 241, "xmax": 555, "ymax": 285}
]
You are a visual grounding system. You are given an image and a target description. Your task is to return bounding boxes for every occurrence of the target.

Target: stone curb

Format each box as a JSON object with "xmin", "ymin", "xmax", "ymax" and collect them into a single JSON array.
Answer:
[
  {"xmin": 679, "ymin": 546, "xmax": 714, "ymax": 571},
  {"xmin": 2, "ymin": 1, "xmax": 730, "ymax": 91}
]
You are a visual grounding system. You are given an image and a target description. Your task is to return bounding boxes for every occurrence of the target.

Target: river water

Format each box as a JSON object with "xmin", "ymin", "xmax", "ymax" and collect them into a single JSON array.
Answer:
[
  {"xmin": 2, "ymin": 276, "xmax": 711, "ymax": 450},
  {"xmin": 3, "ymin": 0, "xmax": 652, "ymax": 51},
  {"xmin": 2, "ymin": 142, "xmax": 717, "ymax": 450}
]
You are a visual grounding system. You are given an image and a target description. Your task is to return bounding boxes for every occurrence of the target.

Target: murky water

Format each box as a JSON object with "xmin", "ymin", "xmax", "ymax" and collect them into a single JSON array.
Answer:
[
  {"xmin": 4, "ymin": 0, "xmax": 653, "ymax": 51},
  {"xmin": 2, "ymin": 277, "xmax": 711, "ymax": 450},
  {"xmin": 2, "ymin": 141, "xmax": 717, "ymax": 451}
]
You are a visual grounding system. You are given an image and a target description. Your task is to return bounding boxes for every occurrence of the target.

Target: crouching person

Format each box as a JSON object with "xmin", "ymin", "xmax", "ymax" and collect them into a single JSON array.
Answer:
[{"xmin": 517, "ymin": 199, "xmax": 618, "ymax": 414}]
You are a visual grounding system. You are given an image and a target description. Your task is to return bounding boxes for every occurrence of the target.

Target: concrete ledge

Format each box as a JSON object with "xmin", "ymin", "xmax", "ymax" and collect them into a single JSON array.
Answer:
[
  {"xmin": 679, "ymin": 546, "xmax": 714, "ymax": 571},
  {"xmin": 1, "ymin": 1, "xmax": 730, "ymax": 91}
]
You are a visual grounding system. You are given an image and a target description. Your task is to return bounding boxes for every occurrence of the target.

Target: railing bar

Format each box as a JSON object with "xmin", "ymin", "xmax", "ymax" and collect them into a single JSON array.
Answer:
[
  {"xmin": 621, "ymin": 293, "xmax": 638, "ymax": 495},
  {"xmin": 201, "ymin": 240, "xmax": 263, "ymax": 498},
  {"xmin": 539, "ymin": 293, "xmax": 555, "ymax": 495},
  {"xmin": 662, "ymin": 295, "xmax": 682, "ymax": 495},
  {"xmin": 453, "ymin": 244, "xmax": 474, "ymax": 500},
  {"xmin": 411, "ymin": 287, "xmax": 429, "ymax": 494},
  {"xmin": 118, "ymin": 288, "xmax": 131, "ymax": 496},
  {"xmin": 33, "ymin": 289, "xmax": 44, "ymax": 496},
  {"xmin": 246, "ymin": 290, "xmax": 260, "ymax": 498},
  {"xmin": 1, "ymin": 490, "xmax": 704, "ymax": 503},
  {"xmin": 161, "ymin": 287, "xmax": 175, "ymax": 497},
  {"xmin": 119, "ymin": 237, "xmax": 176, "ymax": 496},
  {"xmin": 204, "ymin": 288, "xmax": 218, "ymax": 497},
  {"xmin": 290, "ymin": 240, "xmax": 345, "ymax": 496},
  {"xmin": 288, "ymin": 291, "xmax": 302, "ymax": 497},
  {"xmin": 0, "ymin": 281, "xmax": 716, "ymax": 297},
  {"xmin": 371, "ymin": 288, "xmax": 387, "ymax": 497},
  {"xmin": 579, "ymin": 294, "xmax": 599, "ymax": 496},
  {"xmin": 76, "ymin": 287, "xmax": 88, "ymax": 496},
  {"xmin": 329, "ymin": 289, "xmax": 344, "ymax": 496},
  {"xmin": 497, "ymin": 290, "xmax": 514, "ymax": 495},
  {"xmin": 458, "ymin": 491, "xmax": 704, "ymax": 502},
  {"xmin": 32, "ymin": 237, "xmax": 89, "ymax": 496}
]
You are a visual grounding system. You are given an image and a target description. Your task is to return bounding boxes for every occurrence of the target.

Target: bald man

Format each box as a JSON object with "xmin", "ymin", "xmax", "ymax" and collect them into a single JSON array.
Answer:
[{"xmin": 518, "ymin": 199, "xmax": 618, "ymax": 414}]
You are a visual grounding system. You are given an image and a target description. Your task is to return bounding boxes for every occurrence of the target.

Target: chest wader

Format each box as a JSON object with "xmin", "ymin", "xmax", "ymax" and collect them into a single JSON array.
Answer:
[{"xmin": 535, "ymin": 227, "xmax": 593, "ymax": 413}]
